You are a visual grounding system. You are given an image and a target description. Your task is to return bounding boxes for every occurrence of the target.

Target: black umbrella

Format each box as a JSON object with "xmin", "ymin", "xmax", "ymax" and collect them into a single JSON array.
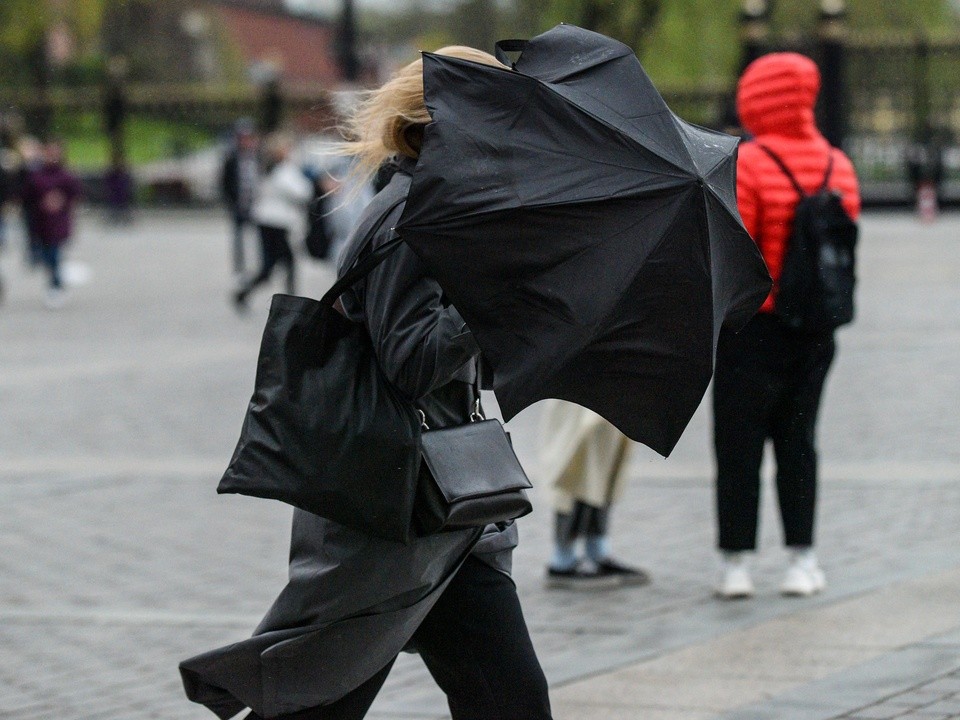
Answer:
[{"xmin": 396, "ymin": 24, "xmax": 770, "ymax": 456}]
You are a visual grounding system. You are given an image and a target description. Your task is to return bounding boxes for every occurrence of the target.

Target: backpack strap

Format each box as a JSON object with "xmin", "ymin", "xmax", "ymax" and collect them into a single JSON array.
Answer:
[
  {"xmin": 817, "ymin": 151, "xmax": 835, "ymax": 193},
  {"xmin": 757, "ymin": 143, "xmax": 836, "ymax": 199},
  {"xmin": 756, "ymin": 144, "xmax": 806, "ymax": 199}
]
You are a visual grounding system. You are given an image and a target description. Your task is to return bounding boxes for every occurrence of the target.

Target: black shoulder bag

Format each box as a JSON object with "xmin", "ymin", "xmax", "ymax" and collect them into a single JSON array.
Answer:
[{"xmin": 218, "ymin": 203, "xmax": 532, "ymax": 542}]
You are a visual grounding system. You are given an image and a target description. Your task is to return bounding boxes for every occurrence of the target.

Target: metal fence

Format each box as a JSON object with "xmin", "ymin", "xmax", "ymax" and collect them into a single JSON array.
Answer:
[
  {"xmin": 844, "ymin": 34, "xmax": 960, "ymax": 205},
  {"xmin": 4, "ymin": 32, "xmax": 960, "ymax": 207}
]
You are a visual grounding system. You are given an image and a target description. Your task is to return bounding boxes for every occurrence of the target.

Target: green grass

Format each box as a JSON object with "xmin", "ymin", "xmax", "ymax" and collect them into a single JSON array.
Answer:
[{"xmin": 50, "ymin": 111, "xmax": 216, "ymax": 170}]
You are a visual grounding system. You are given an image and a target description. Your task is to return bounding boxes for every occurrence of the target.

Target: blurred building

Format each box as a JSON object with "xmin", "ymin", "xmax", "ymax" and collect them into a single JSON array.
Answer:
[
  {"xmin": 100, "ymin": 0, "xmax": 346, "ymax": 87},
  {"xmin": 210, "ymin": 0, "xmax": 344, "ymax": 85}
]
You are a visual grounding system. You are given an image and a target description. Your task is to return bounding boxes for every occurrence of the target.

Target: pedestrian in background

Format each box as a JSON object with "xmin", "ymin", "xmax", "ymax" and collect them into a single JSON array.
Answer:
[
  {"xmin": 713, "ymin": 53, "xmax": 860, "ymax": 599},
  {"xmin": 233, "ymin": 131, "xmax": 312, "ymax": 311},
  {"xmin": 221, "ymin": 119, "xmax": 260, "ymax": 276},
  {"xmin": 21, "ymin": 138, "xmax": 82, "ymax": 309},
  {"xmin": 541, "ymin": 400, "xmax": 650, "ymax": 589}
]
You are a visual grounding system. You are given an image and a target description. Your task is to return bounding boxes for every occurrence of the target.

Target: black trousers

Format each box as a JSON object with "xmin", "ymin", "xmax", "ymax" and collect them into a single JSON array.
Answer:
[
  {"xmin": 239, "ymin": 224, "xmax": 295, "ymax": 299},
  {"xmin": 247, "ymin": 556, "xmax": 552, "ymax": 720},
  {"xmin": 713, "ymin": 313, "xmax": 836, "ymax": 552}
]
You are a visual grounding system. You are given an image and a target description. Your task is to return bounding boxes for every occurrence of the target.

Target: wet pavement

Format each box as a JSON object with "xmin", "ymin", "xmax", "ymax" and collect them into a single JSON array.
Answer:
[{"xmin": 1, "ymin": 208, "xmax": 958, "ymax": 719}]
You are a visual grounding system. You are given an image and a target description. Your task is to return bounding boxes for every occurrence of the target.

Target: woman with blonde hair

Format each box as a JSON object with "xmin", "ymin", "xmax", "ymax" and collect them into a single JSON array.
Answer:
[{"xmin": 181, "ymin": 46, "xmax": 553, "ymax": 720}]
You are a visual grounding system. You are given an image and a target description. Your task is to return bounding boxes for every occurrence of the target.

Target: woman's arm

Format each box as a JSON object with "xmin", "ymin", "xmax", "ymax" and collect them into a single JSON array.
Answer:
[{"xmin": 354, "ymin": 213, "xmax": 480, "ymax": 400}]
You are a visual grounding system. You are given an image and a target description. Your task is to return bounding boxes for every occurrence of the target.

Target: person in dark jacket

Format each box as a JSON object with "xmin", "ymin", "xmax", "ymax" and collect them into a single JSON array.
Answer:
[
  {"xmin": 233, "ymin": 131, "xmax": 312, "ymax": 311},
  {"xmin": 180, "ymin": 47, "xmax": 552, "ymax": 720},
  {"xmin": 22, "ymin": 139, "xmax": 82, "ymax": 309},
  {"xmin": 221, "ymin": 120, "xmax": 259, "ymax": 275},
  {"xmin": 713, "ymin": 53, "xmax": 861, "ymax": 599}
]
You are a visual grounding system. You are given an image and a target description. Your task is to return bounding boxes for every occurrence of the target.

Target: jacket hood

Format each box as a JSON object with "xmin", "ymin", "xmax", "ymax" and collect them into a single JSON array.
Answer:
[{"xmin": 737, "ymin": 52, "xmax": 821, "ymax": 138}]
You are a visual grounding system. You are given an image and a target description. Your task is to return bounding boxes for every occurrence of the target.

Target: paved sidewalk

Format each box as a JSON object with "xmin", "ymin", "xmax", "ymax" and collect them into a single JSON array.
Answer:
[{"xmin": 1, "ymin": 208, "xmax": 958, "ymax": 719}]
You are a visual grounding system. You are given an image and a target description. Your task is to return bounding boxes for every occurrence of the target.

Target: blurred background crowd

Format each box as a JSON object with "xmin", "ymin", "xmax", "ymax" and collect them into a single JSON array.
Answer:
[{"xmin": 0, "ymin": 0, "xmax": 957, "ymax": 219}]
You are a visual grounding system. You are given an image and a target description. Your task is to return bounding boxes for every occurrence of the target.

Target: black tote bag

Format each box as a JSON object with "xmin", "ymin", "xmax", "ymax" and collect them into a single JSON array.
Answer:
[{"xmin": 218, "ymin": 225, "xmax": 423, "ymax": 543}]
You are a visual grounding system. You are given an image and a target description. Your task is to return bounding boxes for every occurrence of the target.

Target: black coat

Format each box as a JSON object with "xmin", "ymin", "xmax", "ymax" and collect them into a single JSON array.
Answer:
[{"xmin": 180, "ymin": 161, "xmax": 517, "ymax": 719}]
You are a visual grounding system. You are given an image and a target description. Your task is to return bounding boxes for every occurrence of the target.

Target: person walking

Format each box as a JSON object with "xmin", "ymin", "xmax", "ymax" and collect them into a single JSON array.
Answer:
[
  {"xmin": 182, "ymin": 47, "xmax": 552, "ymax": 720},
  {"xmin": 221, "ymin": 120, "xmax": 260, "ymax": 276},
  {"xmin": 21, "ymin": 139, "xmax": 82, "ymax": 309},
  {"xmin": 541, "ymin": 400, "xmax": 650, "ymax": 588},
  {"xmin": 713, "ymin": 52, "xmax": 860, "ymax": 599},
  {"xmin": 233, "ymin": 131, "xmax": 311, "ymax": 311}
]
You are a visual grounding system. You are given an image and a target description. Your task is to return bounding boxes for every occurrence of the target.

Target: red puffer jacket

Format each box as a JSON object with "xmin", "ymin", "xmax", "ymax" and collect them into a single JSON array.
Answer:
[{"xmin": 736, "ymin": 52, "xmax": 861, "ymax": 313}]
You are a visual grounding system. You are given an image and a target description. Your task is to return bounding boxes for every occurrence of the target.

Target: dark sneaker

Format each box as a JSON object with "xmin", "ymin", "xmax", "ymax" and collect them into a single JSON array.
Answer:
[
  {"xmin": 232, "ymin": 289, "xmax": 249, "ymax": 314},
  {"xmin": 546, "ymin": 563, "xmax": 620, "ymax": 590},
  {"xmin": 594, "ymin": 558, "xmax": 652, "ymax": 587}
]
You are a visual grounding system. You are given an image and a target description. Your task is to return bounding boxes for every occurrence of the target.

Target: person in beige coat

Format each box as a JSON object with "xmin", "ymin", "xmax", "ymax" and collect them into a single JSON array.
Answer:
[{"xmin": 540, "ymin": 400, "xmax": 650, "ymax": 588}]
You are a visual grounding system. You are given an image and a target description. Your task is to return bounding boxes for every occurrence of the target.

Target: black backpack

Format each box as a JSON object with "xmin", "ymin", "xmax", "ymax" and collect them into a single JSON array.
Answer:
[{"xmin": 759, "ymin": 145, "xmax": 859, "ymax": 332}]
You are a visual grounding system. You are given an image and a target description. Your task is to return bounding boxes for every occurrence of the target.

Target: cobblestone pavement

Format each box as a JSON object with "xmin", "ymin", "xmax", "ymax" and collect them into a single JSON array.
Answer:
[
  {"xmin": 1, "ymin": 208, "xmax": 959, "ymax": 720},
  {"xmin": 839, "ymin": 666, "xmax": 960, "ymax": 720}
]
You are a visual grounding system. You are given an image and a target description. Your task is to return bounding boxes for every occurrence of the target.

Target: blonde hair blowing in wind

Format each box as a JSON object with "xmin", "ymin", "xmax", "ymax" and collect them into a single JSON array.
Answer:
[{"xmin": 338, "ymin": 46, "xmax": 508, "ymax": 185}]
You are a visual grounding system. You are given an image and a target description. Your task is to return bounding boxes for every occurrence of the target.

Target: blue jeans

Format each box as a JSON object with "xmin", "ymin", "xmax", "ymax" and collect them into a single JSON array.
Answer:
[{"xmin": 38, "ymin": 244, "xmax": 63, "ymax": 289}]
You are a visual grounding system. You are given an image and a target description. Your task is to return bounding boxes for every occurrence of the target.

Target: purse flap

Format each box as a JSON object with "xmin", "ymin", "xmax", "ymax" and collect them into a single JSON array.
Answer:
[{"xmin": 419, "ymin": 420, "xmax": 532, "ymax": 503}]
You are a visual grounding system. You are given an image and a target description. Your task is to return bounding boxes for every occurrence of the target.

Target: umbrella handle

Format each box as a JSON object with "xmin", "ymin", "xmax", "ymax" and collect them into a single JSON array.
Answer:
[{"xmin": 494, "ymin": 39, "xmax": 527, "ymax": 69}]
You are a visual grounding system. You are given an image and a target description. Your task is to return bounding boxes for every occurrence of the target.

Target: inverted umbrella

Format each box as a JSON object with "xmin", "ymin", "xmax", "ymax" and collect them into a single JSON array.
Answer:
[{"xmin": 396, "ymin": 24, "xmax": 770, "ymax": 456}]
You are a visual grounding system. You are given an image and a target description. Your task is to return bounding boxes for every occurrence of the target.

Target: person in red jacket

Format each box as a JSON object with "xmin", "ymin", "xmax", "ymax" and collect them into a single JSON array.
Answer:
[{"xmin": 714, "ymin": 52, "xmax": 861, "ymax": 599}]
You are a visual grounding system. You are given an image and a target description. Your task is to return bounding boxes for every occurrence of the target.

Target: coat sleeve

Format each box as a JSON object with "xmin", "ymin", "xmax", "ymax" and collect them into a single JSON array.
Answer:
[{"xmin": 353, "ymin": 209, "xmax": 480, "ymax": 401}]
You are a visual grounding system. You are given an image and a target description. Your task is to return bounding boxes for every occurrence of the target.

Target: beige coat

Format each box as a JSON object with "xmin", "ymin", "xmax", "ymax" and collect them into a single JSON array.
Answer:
[{"xmin": 539, "ymin": 400, "xmax": 632, "ymax": 513}]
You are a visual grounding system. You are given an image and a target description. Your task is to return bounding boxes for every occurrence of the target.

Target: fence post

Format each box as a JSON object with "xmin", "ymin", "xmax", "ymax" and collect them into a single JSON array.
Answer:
[
  {"xmin": 103, "ymin": 55, "xmax": 129, "ymax": 164},
  {"xmin": 818, "ymin": 0, "xmax": 848, "ymax": 148},
  {"xmin": 28, "ymin": 39, "xmax": 53, "ymax": 140},
  {"xmin": 908, "ymin": 35, "xmax": 941, "ymax": 221}
]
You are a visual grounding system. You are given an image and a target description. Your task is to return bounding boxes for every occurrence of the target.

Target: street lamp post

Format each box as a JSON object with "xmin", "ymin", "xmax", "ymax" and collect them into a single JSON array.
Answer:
[
  {"xmin": 724, "ymin": 0, "xmax": 772, "ymax": 131},
  {"xmin": 338, "ymin": 0, "xmax": 359, "ymax": 83},
  {"xmin": 739, "ymin": 0, "xmax": 772, "ymax": 74},
  {"xmin": 818, "ymin": 0, "xmax": 848, "ymax": 147},
  {"xmin": 103, "ymin": 54, "xmax": 129, "ymax": 164}
]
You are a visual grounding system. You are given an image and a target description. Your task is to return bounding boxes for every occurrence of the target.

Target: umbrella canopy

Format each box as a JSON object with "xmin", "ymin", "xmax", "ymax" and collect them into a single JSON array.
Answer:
[{"xmin": 396, "ymin": 24, "xmax": 770, "ymax": 456}]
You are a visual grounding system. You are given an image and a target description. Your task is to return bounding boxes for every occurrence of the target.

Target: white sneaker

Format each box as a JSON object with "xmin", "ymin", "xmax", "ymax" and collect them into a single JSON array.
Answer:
[
  {"xmin": 781, "ymin": 550, "xmax": 826, "ymax": 597},
  {"xmin": 716, "ymin": 552, "xmax": 754, "ymax": 599}
]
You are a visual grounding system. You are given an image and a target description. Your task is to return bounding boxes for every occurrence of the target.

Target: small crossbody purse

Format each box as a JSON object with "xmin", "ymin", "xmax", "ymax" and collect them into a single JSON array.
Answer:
[{"xmin": 414, "ymin": 371, "xmax": 533, "ymax": 536}]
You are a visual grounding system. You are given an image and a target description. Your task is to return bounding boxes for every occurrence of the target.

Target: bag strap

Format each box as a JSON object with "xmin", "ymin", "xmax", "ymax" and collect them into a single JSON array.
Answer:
[
  {"xmin": 818, "ymin": 151, "xmax": 835, "ymax": 193},
  {"xmin": 318, "ymin": 197, "xmax": 406, "ymax": 309},
  {"xmin": 757, "ymin": 143, "xmax": 836, "ymax": 199},
  {"xmin": 757, "ymin": 144, "xmax": 806, "ymax": 199},
  {"xmin": 494, "ymin": 39, "xmax": 527, "ymax": 68}
]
